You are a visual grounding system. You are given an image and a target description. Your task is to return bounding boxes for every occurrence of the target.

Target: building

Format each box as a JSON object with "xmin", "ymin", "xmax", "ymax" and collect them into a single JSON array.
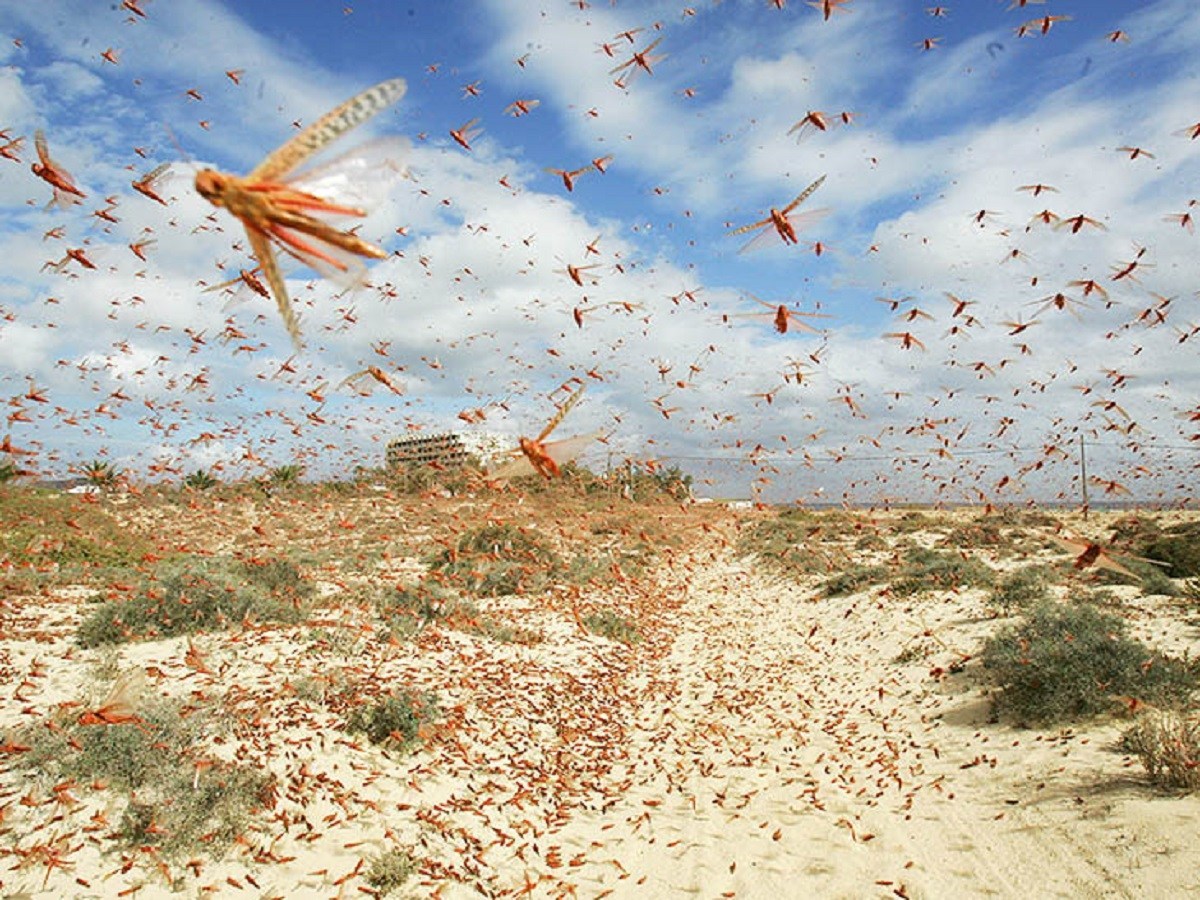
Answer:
[{"xmin": 386, "ymin": 431, "xmax": 509, "ymax": 470}]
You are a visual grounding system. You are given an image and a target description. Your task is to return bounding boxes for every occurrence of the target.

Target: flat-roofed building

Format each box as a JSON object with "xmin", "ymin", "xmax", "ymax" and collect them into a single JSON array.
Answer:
[{"xmin": 386, "ymin": 431, "xmax": 508, "ymax": 470}]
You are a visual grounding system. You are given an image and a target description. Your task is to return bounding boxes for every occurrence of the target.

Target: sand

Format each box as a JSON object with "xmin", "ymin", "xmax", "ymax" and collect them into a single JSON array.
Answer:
[{"xmin": 0, "ymin": 500, "xmax": 1197, "ymax": 898}]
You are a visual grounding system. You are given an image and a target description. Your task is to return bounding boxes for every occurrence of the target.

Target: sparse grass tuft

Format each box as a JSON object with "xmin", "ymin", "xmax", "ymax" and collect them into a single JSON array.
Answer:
[
  {"xmin": 17, "ymin": 686, "xmax": 270, "ymax": 859},
  {"xmin": 426, "ymin": 523, "xmax": 562, "ymax": 597},
  {"xmin": 0, "ymin": 488, "xmax": 159, "ymax": 575},
  {"xmin": 1135, "ymin": 521, "xmax": 1200, "ymax": 578},
  {"xmin": 982, "ymin": 602, "xmax": 1198, "ymax": 726},
  {"xmin": 892, "ymin": 547, "xmax": 995, "ymax": 596},
  {"xmin": 990, "ymin": 564, "xmax": 1054, "ymax": 611},
  {"xmin": 365, "ymin": 848, "xmax": 417, "ymax": 896},
  {"xmin": 583, "ymin": 608, "xmax": 640, "ymax": 644},
  {"xmin": 345, "ymin": 690, "xmax": 438, "ymax": 751},
  {"xmin": 822, "ymin": 563, "xmax": 889, "ymax": 597},
  {"xmin": 78, "ymin": 555, "xmax": 313, "ymax": 646},
  {"xmin": 1121, "ymin": 708, "xmax": 1200, "ymax": 791}
]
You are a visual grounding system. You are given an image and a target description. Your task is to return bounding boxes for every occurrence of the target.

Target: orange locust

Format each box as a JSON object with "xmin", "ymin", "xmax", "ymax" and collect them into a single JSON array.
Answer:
[
  {"xmin": 132, "ymin": 162, "xmax": 171, "ymax": 205},
  {"xmin": 449, "ymin": 117, "xmax": 482, "ymax": 150},
  {"xmin": 727, "ymin": 175, "xmax": 828, "ymax": 253},
  {"xmin": 808, "ymin": 0, "xmax": 852, "ymax": 19},
  {"xmin": 546, "ymin": 164, "xmax": 594, "ymax": 192},
  {"xmin": 610, "ymin": 37, "xmax": 666, "ymax": 87},
  {"xmin": 338, "ymin": 365, "xmax": 405, "ymax": 396},
  {"xmin": 32, "ymin": 130, "xmax": 86, "ymax": 207},
  {"xmin": 489, "ymin": 384, "xmax": 596, "ymax": 480},
  {"xmin": 1051, "ymin": 532, "xmax": 1164, "ymax": 581},
  {"xmin": 78, "ymin": 670, "xmax": 147, "ymax": 727},
  {"xmin": 0, "ymin": 134, "xmax": 24, "ymax": 162},
  {"xmin": 194, "ymin": 78, "xmax": 408, "ymax": 349},
  {"xmin": 737, "ymin": 294, "xmax": 830, "ymax": 335}
]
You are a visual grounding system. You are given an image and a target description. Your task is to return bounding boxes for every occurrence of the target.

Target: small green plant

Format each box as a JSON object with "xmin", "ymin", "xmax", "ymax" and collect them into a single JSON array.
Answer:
[
  {"xmin": 16, "ymin": 686, "xmax": 270, "ymax": 860},
  {"xmin": 345, "ymin": 690, "xmax": 438, "ymax": 750},
  {"xmin": 583, "ymin": 608, "xmax": 640, "ymax": 644},
  {"xmin": 982, "ymin": 602, "xmax": 1198, "ymax": 726},
  {"xmin": 78, "ymin": 556, "xmax": 313, "ymax": 646},
  {"xmin": 183, "ymin": 469, "xmax": 218, "ymax": 491},
  {"xmin": 269, "ymin": 464, "xmax": 304, "ymax": 485},
  {"xmin": 426, "ymin": 523, "xmax": 562, "ymax": 597},
  {"xmin": 990, "ymin": 564, "xmax": 1053, "ymax": 611},
  {"xmin": 0, "ymin": 460, "xmax": 19, "ymax": 484},
  {"xmin": 1121, "ymin": 708, "xmax": 1200, "ymax": 791},
  {"xmin": 892, "ymin": 547, "xmax": 995, "ymax": 596},
  {"xmin": 365, "ymin": 848, "xmax": 417, "ymax": 896},
  {"xmin": 81, "ymin": 459, "xmax": 121, "ymax": 488},
  {"xmin": 822, "ymin": 563, "xmax": 889, "ymax": 597},
  {"xmin": 1139, "ymin": 524, "xmax": 1200, "ymax": 579}
]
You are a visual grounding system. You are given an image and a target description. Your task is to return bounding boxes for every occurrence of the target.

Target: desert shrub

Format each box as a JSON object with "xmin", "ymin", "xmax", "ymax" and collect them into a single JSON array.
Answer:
[
  {"xmin": 366, "ymin": 848, "xmax": 416, "ymax": 896},
  {"xmin": 17, "ymin": 687, "xmax": 270, "ymax": 859},
  {"xmin": 737, "ymin": 511, "xmax": 847, "ymax": 579},
  {"xmin": 345, "ymin": 690, "xmax": 438, "ymax": 750},
  {"xmin": 939, "ymin": 520, "xmax": 1004, "ymax": 548},
  {"xmin": 980, "ymin": 507, "xmax": 1058, "ymax": 528},
  {"xmin": 990, "ymin": 564, "xmax": 1053, "ymax": 611},
  {"xmin": 183, "ymin": 469, "xmax": 218, "ymax": 491},
  {"xmin": 892, "ymin": 547, "xmax": 995, "ymax": 596},
  {"xmin": 1093, "ymin": 557, "xmax": 1180, "ymax": 596},
  {"xmin": 426, "ymin": 523, "xmax": 562, "ymax": 597},
  {"xmin": 0, "ymin": 488, "xmax": 158, "ymax": 573},
  {"xmin": 82, "ymin": 459, "xmax": 121, "ymax": 488},
  {"xmin": 377, "ymin": 580, "xmax": 459, "ymax": 636},
  {"xmin": 982, "ymin": 602, "xmax": 1198, "ymax": 725},
  {"xmin": 1121, "ymin": 709, "xmax": 1200, "ymax": 791},
  {"xmin": 822, "ymin": 563, "xmax": 889, "ymax": 597},
  {"xmin": 78, "ymin": 556, "xmax": 313, "ymax": 646},
  {"xmin": 1135, "ymin": 521, "xmax": 1200, "ymax": 579},
  {"xmin": 583, "ymin": 608, "xmax": 640, "ymax": 644},
  {"xmin": 269, "ymin": 464, "xmax": 304, "ymax": 485}
]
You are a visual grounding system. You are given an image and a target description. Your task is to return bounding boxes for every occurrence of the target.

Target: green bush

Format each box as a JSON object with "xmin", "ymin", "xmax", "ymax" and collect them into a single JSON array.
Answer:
[
  {"xmin": 990, "ymin": 564, "xmax": 1053, "ymax": 611},
  {"xmin": 426, "ymin": 523, "xmax": 562, "ymax": 597},
  {"xmin": 17, "ymin": 686, "xmax": 270, "ymax": 859},
  {"xmin": 892, "ymin": 547, "xmax": 995, "ymax": 596},
  {"xmin": 78, "ymin": 556, "xmax": 313, "ymax": 646},
  {"xmin": 822, "ymin": 563, "xmax": 889, "ymax": 597},
  {"xmin": 183, "ymin": 469, "xmax": 218, "ymax": 491},
  {"xmin": 345, "ymin": 690, "xmax": 438, "ymax": 750},
  {"xmin": 1122, "ymin": 709, "xmax": 1200, "ymax": 791},
  {"xmin": 1135, "ymin": 522, "xmax": 1200, "ymax": 579},
  {"xmin": 583, "ymin": 609, "xmax": 640, "ymax": 644},
  {"xmin": 982, "ymin": 602, "xmax": 1198, "ymax": 725},
  {"xmin": 366, "ymin": 848, "xmax": 416, "ymax": 896}
]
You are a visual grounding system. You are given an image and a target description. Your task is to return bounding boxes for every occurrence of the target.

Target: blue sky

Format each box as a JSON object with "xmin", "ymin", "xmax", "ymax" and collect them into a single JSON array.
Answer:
[{"xmin": 0, "ymin": 0, "xmax": 1197, "ymax": 503}]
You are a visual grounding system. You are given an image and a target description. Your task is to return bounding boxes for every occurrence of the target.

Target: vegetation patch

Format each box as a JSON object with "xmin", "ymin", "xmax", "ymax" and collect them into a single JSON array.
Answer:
[
  {"xmin": 822, "ymin": 563, "xmax": 889, "ymax": 597},
  {"xmin": 377, "ymin": 580, "xmax": 540, "ymax": 644},
  {"xmin": 1133, "ymin": 521, "xmax": 1200, "ymax": 579},
  {"xmin": 1121, "ymin": 708, "xmax": 1200, "ymax": 791},
  {"xmin": 583, "ymin": 608, "xmax": 640, "ymax": 644},
  {"xmin": 344, "ymin": 690, "xmax": 438, "ymax": 751},
  {"xmin": 990, "ymin": 564, "xmax": 1054, "ymax": 611},
  {"xmin": 365, "ymin": 848, "xmax": 417, "ymax": 896},
  {"xmin": 0, "ymin": 488, "xmax": 159, "ymax": 574},
  {"xmin": 426, "ymin": 523, "xmax": 563, "ymax": 597},
  {"xmin": 892, "ymin": 547, "xmax": 995, "ymax": 596},
  {"xmin": 982, "ymin": 602, "xmax": 1198, "ymax": 726},
  {"xmin": 78, "ymin": 555, "xmax": 313, "ymax": 646},
  {"xmin": 15, "ymin": 682, "xmax": 271, "ymax": 860}
]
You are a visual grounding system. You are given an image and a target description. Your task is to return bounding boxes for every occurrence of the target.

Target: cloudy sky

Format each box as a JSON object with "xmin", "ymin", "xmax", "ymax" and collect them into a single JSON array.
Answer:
[{"xmin": 0, "ymin": 0, "xmax": 1197, "ymax": 504}]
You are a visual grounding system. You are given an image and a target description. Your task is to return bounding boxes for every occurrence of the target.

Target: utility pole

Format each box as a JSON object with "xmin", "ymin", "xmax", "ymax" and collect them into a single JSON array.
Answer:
[{"xmin": 1079, "ymin": 434, "xmax": 1089, "ymax": 521}]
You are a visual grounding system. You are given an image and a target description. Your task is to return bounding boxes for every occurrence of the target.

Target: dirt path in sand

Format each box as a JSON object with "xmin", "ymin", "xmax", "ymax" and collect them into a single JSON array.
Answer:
[{"xmin": 507, "ymin": 545, "xmax": 1200, "ymax": 900}]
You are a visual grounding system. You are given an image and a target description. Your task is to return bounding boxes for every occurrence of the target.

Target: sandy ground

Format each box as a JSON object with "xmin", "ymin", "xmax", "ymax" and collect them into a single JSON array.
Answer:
[{"xmin": 1, "ymin": 502, "xmax": 1198, "ymax": 898}]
